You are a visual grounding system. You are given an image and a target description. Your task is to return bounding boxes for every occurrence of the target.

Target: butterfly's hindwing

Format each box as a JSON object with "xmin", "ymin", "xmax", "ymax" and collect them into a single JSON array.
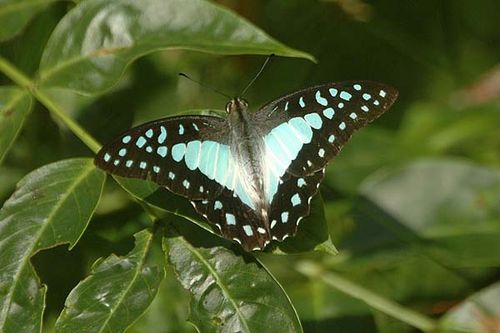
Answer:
[
  {"xmin": 191, "ymin": 188, "xmax": 268, "ymax": 251},
  {"xmin": 267, "ymin": 169, "xmax": 325, "ymax": 242},
  {"xmin": 192, "ymin": 168, "xmax": 325, "ymax": 251},
  {"xmin": 95, "ymin": 115, "xmax": 230, "ymax": 200},
  {"xmin": 253, "ymin": 81, "xmax": 398, "ymax": 177}
]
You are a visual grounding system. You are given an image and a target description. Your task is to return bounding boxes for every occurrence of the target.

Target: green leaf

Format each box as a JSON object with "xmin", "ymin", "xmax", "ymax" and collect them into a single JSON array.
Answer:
[
  {"xmin": 0, "ymin": 87, "xmax": 32, "ymax": 164},
  {"xmin": 54, "ymin": 229, "xmax": 164, "ymax": 333},
  {"xmin": 438, "ymin": 281, "xmax": 500, "ymax": 333},
  {"xmin": 359, "ymin": 159, "xmax": 500, "ymax": 267},
  {"xmin": 0, "ymin": 158, "xmax": 105, "ymax": 333},
  {"xmin": 38, "ymin": 0, "xmax": 314, "ymax": 94},
  {"xmin": 165, "ymin": 232, "xmax": 303, "ymax": 333},
  {"xmin": 0, "ymin": 0, "xmax": 58, "ymax": 42}
]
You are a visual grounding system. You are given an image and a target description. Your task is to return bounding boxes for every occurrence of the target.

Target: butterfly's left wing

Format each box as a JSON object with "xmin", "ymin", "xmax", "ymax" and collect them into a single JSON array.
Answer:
[
  {"xmin": 95, "ymin": 115, "xmax": 230, "ymax": 200},
  {"xmin": 252, "ymin": 81, "xmax": 398, "ymax": 178}
]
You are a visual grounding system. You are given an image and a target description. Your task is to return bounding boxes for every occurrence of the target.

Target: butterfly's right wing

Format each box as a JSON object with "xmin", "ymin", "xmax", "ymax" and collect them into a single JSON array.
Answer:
[{"xmin": 95, "ymin": 115, "xmax": 231, "ymax": 200}]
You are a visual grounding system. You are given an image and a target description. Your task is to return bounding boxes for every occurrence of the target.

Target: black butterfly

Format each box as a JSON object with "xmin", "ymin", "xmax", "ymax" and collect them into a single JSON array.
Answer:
[{"xmin": 95, "ymin": 81, "xmax": 398, "ymax": 251}]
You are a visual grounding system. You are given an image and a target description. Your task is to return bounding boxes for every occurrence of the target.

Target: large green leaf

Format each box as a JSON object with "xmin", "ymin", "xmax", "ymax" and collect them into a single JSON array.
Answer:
[
  {"xmin": 438, "ymin": 281, "xmax": 500, "ymax": 333},
  {"xmin": 54, "ymin": 229, "xmax": 164, "ymax": 333},
  {"xmin": 0, "ymin": 158, "xmax": 105, "ymax": 333},
  {"xmin": 38, "ymin": 0, "xmax": 314, "ymax": 94},
  {"xmin": 165, "ymin": 232, "xmax": 303, "ymax": 333},
  {"xmin": 0, "ymin": 87, "xmax": 32, "ymax": 164},
  {"xmin": 0, "ymin": 0, "xmax": 59, "ymax": 42}
]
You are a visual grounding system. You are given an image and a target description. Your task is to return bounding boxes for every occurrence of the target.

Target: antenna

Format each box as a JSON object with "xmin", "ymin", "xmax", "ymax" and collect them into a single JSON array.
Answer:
[
  {"xmin": 178, "ymin": 73, "xmax": 231, "ymax": 99},
  {"xmin": 240, "ymin": 54, "xmax": 275, "ymax": 97}
]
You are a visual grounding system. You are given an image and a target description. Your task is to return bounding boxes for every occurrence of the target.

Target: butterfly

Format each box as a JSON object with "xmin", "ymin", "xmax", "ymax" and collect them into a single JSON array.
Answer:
[{"xmin": 95, "ymin": 81, "xmax": 398, "ymax": 251}]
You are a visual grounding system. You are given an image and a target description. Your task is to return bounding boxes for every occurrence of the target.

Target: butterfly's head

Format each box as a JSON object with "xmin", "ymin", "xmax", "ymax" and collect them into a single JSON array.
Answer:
[{"xmin": 226, "ymin": 97, "xmax": 249, "ymax": 114}]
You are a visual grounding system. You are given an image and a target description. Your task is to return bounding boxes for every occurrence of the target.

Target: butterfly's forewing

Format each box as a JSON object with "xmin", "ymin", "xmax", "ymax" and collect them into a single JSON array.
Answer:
[
  {"xmin": 253, "ymin": 81, "xmax": 398, "ymax": 177},
  {"xmin": 95, "ymin": 115, "xmax": 230, "ymax": 200}
]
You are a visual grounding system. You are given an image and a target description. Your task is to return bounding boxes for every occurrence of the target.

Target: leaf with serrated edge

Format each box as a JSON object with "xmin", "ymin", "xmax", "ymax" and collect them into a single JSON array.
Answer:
[
  {"xmin": 54, "ymin": 229, "xmax": 163, "ymax": 333},
  {"xmin": 0, "ymin": 158, "xmax": 105, "ymax": 333},
  {"xmin": 38, "ymin": 0, "xmax": 314, "ymax": 94},
  {"xmin": 0, "ymin": 87, "xmax": 32, "ymax": 164}
]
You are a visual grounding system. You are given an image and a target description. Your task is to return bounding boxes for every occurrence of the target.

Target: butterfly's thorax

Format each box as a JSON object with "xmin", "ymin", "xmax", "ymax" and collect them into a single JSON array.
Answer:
[{"xmin": 227, "ymin": 98, "xmax": 268, "ymax": 219}]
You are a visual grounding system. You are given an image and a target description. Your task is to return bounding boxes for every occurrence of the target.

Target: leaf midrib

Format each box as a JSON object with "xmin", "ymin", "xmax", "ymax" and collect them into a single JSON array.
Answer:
[
  {"xmin": 0, "ymin": 162, "xmax": 94, "ymax": 329},
  {"xmin": 182, "ymin": 240, "xmax": 251, "ymax": 333},
  {"xmin": 96, "ymin": 232, "xmax": 153, "ymax": 333}
]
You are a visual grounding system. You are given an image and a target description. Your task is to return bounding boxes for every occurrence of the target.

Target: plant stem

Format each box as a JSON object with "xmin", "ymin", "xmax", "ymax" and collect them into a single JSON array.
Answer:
[
  {"xmin": 0, "ymin": 56, "xmax": 101, "ymax": 153},
  {"xmin": 296, "ymin": 261, "xmax": 438, "ymax": 332}
]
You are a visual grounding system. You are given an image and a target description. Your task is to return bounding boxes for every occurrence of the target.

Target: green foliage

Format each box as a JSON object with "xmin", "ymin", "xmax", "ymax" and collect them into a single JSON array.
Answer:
[{"xmin": 0, "ymin": 0, "xmax": 499, "ymax": 332}]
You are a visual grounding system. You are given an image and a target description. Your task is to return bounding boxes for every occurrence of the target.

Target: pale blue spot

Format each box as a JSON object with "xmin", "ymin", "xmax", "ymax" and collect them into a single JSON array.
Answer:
[
  {"xmin": 328, "ymin": 134, "xmax": 335, "ymax": 143},
  {"xmin": 297, "ymin": 178, "xmax": 306, "ymax": 187},
  {"xmin": 361, "ymin": 105, "xmax": 369, "ymax": 112},
  {"xmin": 126, "ymin": 160, "xmax": 133, "ymax": 168},
  {"xmin": 373, "ymin": 100, "xmax": 380, "ymax": 106},
  {"xmin": 329, "ymin": 88, "xmax": 338, "ymax": 97},
  {"xmin": 318, "ymin": 148, "xmax": 325, "ymax": 157},
  {"xmin": 315, "ymin": 90, "xmax": 328, "ymax": 106},
  {"xmin": 284, "ymin": 101, "xmax": 289, "ymax": 111},
  {"xmin": 122, "ymin": 135, "xmax": 131, "ymax": 144},
  {"xmin": 243, "ymin": 225, "xmax": 253, "ymax": 236},
  {"xmin": 157, "ymin": 146, "xmax": 167, "ymax": 157},
  {"xmin": 214, "ymin": 144, "xmax": 230, "ymax": 185},
  {"xmin": 171, "ymin": 143, "xmax": 186, "ymax": 162},
  {"xmin": 281, "ymin": 212, "xmax": 289, "ymax": 223},
  {"xmin": 225, "ymin": 213, "xmax": 236, "ymax": 225},
  {"xmin": 118, "ymin": 148, "xmax": 127, "ymax": 157},
  {"xmin": 193, "ymin": 123, "xmax": 199, "ymax": 131},
  {"xmin": 136, "ymin": 136, "xmax": 147, "ymax": 148},
  {"xmin": 339, "ymin": 122, "xmax": 346, "ymax": 130},
  {"xmin": 338, "ymin": 102, "xmax": 344, "ymax": 109},
  {"xmin": 349, "ymin": 112, "xmax": 358, "ymax": 120},
  {"xmin": 185, "ymin": 141, "xmax": 201, "ymax": 170},
  {"xmin": 113, "ymin": 160, "xmax": 120, "ymax": 166},
  {"xmin": 140, "ymin": 161, "xmax": 147, "ymax": 169},
  {"xmin": 214, "ymin": 201, "xmax": 223, "ymax": 210},
  {"xmin": 234, "ymin": 178, "xmax": 256, "ymax": 209},
  {"xmin": 153, "ymin": 166, "xmax": 160, "ymax": 173},
  {"xmin": 288, "ymin": 117, "xmax": 313, "ymax": 144},
  {"xmin": 379, "ymin": 90, "xmax": 387, "ymax": 97},
  {"xmin": 168, "ymin": 172, "xmax": 175, "ymax": 180},
  {"xmin": 272, "ymin": 123, "xmax": 302, "ymax": 160},
  {"xmin": 198, "ymin": 141, "xmax": 219, "ymax": 180},
  {"xmin": 340, "ymin": 91, "xmax": 352, "ymax": 101},
  {"xmin": 183, "ymin": 179, "xmax": 190, "ymax": 189},
  {"xmin": 363, "ymin": 93, "xmax": 371, "ymax": 100},
  {"xmin": 158, "ymin": 126, "xmax": 167, "ymax": 144},
  {"xmin": 265, "ymin": 134, "xmax": 289, "ymax": 171},
  {"xmin": 146, "ymin": 129, "xmax": 154, "ymax": 138},
  {"xmin": 178, "ymin": 124, "xmax": 184, "ymax": 135},
  {"xmin": 322, "ymin": 107, "xmax": 335, "ymax": 119},
  {"xmin": 146, "ymin": 146, "xmax": 153, "ymax": 153},
  {"xmin": 299, "ymin": 96, "xmax": 305, "ymax": 108},
  {"xmin": 353, "ymin": 84, "xmax": 362, "ymax": 91},
  {"xmin": 304, "ymin": 113, "xmax": 323, "ymax": 129},
  {"xmin": 291, "ymin": 193, "xmax": 301, "ymax": 207},
  {"xmin": 104, "ymin": 153, "xmax": 111, "ymax": 162}
]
